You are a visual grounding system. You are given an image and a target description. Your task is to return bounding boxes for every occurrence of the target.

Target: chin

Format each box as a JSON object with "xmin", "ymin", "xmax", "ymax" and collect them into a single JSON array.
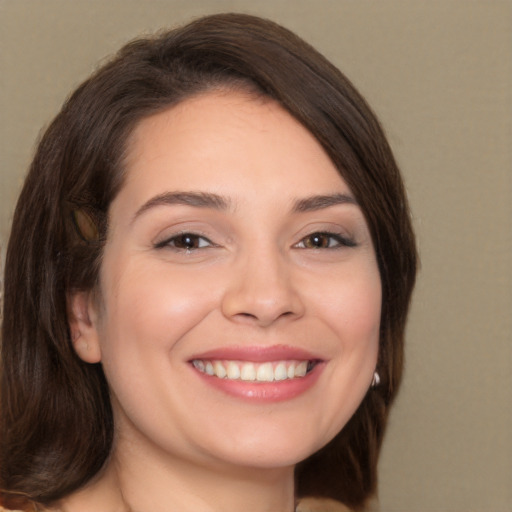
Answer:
[{"xmin": 200, "ymin": 420, "xmax": 341, "ymax": 471}]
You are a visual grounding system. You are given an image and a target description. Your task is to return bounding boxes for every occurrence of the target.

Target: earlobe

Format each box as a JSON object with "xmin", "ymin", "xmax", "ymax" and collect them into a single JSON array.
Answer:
[{"xmin": 67, "ymin": 291, "xmax": 102, "ymax": 363}]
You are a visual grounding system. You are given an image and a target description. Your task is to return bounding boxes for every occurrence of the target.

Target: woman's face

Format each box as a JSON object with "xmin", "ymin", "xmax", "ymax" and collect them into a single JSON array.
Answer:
[{"xmin": 77, "ymin": 90, "xmax": 381, "ymax": 472}]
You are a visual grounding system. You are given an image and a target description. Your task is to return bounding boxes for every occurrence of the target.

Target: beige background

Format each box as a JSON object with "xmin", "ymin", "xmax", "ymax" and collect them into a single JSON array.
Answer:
[{"xmin": 1, "ymin": 1, "xmax": 511, "ymax": 511}]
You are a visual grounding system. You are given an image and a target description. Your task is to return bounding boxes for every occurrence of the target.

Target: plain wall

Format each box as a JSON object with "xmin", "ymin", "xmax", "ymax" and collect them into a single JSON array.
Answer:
[{"xmin": 1, "ymin": 1, "xmax": 511, "ymax": 511}]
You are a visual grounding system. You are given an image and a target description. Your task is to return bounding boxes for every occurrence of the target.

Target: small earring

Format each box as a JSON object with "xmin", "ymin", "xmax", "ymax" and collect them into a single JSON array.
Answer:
[{"xmin": 371, "ymin": 371, "xmax": 380, "ymax": 388}]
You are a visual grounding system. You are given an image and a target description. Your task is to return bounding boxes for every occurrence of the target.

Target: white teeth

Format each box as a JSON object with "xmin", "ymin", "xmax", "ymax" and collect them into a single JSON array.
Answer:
[
  {"xmin": 193, "ymin": 360, "xmax": 205, "ymax": 372},
  {"xmin": 192, "ymin": 359, "xmax": 316, "ymax": 381},
  {"xmin": 240, "ymin": 362, "xmax": 256, "ymax": 381},
  {"xmin": 274, "ymin": 362, "xmax": 287, "ymax": 381},
  {"xmin": 295, "ymin": 361, "xmax": 308, "ymax": 377},
  {"xmin": 213, "ymin": 361, "xmax": 226, "ymax": 379},
  {"xmin": 256, "ymin": 362, "xmax": 274, "ymax": 382},
  {"xmin": 226, "ymin": 361, "xmax": 240, "ymax": 380}
]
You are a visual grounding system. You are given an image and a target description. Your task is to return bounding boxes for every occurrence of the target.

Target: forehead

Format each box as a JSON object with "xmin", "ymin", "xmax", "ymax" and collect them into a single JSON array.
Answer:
[{"xmin": 119, "ymin": 90, "xmax": 350, "ymax": 210}]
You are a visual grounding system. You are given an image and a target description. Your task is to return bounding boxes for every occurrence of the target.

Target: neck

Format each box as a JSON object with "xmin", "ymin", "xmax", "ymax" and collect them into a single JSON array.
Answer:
[
  {"xmin": 56, "ymin": 438, "xmax": 296, "ymax": 512},
  {"xmin": 114, "ymin": 444, "xmax": 296, "ymax": 512}
]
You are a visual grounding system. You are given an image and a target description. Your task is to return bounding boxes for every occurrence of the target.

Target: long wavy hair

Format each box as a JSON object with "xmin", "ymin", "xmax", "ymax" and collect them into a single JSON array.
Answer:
[{"xmin": 0, "ymin": 13, "xmax": 417, "ymax": 511}]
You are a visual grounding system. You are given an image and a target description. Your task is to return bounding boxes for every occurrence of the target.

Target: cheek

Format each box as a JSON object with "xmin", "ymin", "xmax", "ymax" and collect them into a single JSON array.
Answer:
[
  {"xmin": 95, "ymin": 261, "xmax": 223, "ymax": 434},
  {"xmin": 98, "ymin": 261, "xmax": 220, "ymax": 366},
  {"xmin": 312, "ymin": 265, "xmax": 382, "ymax": 349}
]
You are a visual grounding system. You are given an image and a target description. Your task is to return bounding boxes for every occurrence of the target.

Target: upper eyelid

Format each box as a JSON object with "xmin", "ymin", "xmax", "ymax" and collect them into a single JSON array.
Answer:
[
  {"xmin": 294, "ymin": 224, "xmax": 355, "ymax": 241},
  {"xmin": 152, "ymin": 223, "xmax": 216, "ymax": 242}
]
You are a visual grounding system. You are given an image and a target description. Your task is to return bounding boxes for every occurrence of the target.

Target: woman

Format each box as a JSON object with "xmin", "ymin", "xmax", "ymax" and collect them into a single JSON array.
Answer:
[{"xmin": 0, "ymin": 13, "xmax": 417, "ymax": 512}]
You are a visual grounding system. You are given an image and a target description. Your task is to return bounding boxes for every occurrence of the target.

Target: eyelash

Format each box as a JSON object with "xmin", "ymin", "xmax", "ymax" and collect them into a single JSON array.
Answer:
[
  {"xmin": 155, "ymin": 231, "xmax": 356, "ymax": 252},
  {"xmin": 294, "ymin": 232, "xmax": 356, "ymax": 250},
  {"xmin": 154, "ymin": 233, "xmax": 215, "ymax": 251}
]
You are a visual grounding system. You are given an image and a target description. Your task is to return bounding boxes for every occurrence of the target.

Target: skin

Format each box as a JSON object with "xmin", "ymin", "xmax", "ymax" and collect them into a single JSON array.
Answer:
[{"xmin": 67, "ymin": 90, "xmax": 381, "ymax": 512}]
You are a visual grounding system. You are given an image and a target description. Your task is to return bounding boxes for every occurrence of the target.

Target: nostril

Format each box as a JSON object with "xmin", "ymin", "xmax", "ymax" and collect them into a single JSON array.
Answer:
[
  {"xmin": 235, "ymin": 309, "xmax": 295, "ymax": 323},
  {"xmin": 239, "ymin": 312, "xmax": 258, "ymax": 319}
]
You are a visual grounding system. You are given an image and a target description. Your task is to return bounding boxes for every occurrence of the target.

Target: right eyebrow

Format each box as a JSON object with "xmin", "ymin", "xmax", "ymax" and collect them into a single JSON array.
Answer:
[{"xmin": 131, "ymin": 191, "xmax": 232, "ymax": 224}]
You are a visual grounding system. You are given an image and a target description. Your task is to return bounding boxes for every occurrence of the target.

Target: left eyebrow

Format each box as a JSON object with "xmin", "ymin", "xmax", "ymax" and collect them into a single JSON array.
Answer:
[{"xmin": 292, "ymin": 193, "xmax": 357, "ymax": 213}]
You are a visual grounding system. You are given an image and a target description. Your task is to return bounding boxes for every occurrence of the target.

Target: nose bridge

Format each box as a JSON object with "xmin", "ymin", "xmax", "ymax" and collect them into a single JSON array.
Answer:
[{"xmin": 221, "ymin": 241, "xmax": 304, "ymax": 326}]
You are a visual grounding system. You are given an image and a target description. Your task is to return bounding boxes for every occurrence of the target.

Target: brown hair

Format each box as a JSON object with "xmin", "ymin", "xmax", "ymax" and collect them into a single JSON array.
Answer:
[{"xmin": 0, "ymin": 13, "xmax": 417, "ymax": 511}]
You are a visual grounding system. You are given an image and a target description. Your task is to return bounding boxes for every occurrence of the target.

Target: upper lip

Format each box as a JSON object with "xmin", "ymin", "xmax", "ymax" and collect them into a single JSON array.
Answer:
[{"xmin": 188, "ymin": 344, "xmax": 323, "ymax": 363}]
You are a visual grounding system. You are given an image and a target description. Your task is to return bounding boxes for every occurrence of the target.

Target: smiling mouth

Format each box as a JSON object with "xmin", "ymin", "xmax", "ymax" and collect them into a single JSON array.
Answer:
[{"xmin": 191, "ymin": 359, "xmax": 318, "ymax": 382}]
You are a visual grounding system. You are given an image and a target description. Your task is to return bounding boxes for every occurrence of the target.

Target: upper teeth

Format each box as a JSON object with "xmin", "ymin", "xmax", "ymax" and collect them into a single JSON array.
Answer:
[{"xmin": 192, "ymin": 359, "xmax": 311, "ymax": 382}]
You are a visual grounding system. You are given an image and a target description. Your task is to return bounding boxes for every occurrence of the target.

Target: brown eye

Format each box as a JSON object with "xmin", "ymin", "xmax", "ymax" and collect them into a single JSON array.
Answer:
[
  {"xmin": 297, "ymin": 232, "xmax": 356, "ymax": 249},
  {"xmin": 155, "ymin": 233, "xmax": 213, "ymax": 250},
  {"xmin": 303, "ymin": 233, "xmax": 331, "ymax": 248}
]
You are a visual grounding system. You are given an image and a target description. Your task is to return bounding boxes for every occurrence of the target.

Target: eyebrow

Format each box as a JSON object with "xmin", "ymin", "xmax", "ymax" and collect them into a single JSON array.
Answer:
[
  {"xmin": 132, "ymin": 191, "xmax": 357, "ymax": 223},
  {"xmin": 132, "ymin": 191, "xmax": 231, "ymax": 222},
  {"xmin": 292, "ymin": 193, "xmax": 357, "ymax": 213}
]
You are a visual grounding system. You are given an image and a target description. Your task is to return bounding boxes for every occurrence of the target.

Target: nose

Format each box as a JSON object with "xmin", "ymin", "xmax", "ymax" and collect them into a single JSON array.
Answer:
[{"xmin": 221, "ymin": 250, "xmax": 305, "ymax": 327}]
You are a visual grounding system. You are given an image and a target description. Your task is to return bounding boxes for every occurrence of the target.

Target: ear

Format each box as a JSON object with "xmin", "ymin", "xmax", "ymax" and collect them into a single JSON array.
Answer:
[{"xmin": 67, "ymin": 291, "xmax": 102, "ymax": 363}]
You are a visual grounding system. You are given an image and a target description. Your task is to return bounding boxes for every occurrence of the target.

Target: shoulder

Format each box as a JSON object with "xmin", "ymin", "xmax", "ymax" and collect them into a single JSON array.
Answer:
[{"xmin": 297, "ymin": 497, "xmax": 352, "ymax": 512}]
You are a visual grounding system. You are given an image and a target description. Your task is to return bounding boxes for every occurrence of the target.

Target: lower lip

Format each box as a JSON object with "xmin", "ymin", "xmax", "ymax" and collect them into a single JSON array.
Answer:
[{"xmin": 191, "ymin": 363, "xmax": 324, "ymax": 403}]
